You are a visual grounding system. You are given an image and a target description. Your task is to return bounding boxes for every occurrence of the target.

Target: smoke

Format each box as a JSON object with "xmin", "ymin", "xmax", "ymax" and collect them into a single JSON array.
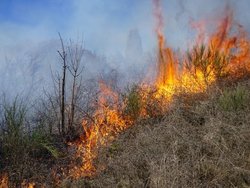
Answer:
[
  {"xmin": 0, "ymin": 0, "xmax": 250, "ymax": 98},
  {"xmin": 175, "ymin": 0, "xmax": 188, "ymax": 21},
  {"xmin": 153, "ymin": 0, "xmax": 164, "ymax": 36}
]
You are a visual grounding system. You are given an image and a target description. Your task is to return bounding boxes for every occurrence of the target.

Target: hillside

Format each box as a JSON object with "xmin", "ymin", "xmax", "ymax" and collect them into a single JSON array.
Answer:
[
  {"xmin": 62, "ymin": 80, "xmax": 250, "ymax": 188},
  {"xmin": 1, "ymin": 1, "xmax": 250, "ymax": 187}
]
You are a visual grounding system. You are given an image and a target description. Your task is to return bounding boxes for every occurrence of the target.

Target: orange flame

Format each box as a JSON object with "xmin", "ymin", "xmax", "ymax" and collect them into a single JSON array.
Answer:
[
  {"xmin": 69, "ymin": 2, "xmax": 250, "ymax": 180},
  {"xmin": 153, "ymin": 0, "xmax": 178, "ymax": 98},
  {"xmin": 153, "ymin": 4, "xmax": 250, "ymax": 98},
  {"xmin": 70, "ymin": 81, "xmax": 131, "ymax": 178},
  {"xmin": 0, "ymin": 174, "xmax": 8, "ymax": 188},
  {"xmin": 21, "ymin": 181, "xmax": 36, "ymax": 188},
  {"xmin": 0, "ymin": 174, "xmax": 35, "ymax": 188}
]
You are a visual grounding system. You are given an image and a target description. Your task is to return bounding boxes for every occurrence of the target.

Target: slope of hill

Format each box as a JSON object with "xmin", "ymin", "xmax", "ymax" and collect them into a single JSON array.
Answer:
[{"xmin": 63, "ymin": 80, "xmax": 250, "ymax": 188}]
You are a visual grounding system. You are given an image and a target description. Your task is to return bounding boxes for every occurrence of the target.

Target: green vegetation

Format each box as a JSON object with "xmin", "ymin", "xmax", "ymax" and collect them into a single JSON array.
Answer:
[
  {"xmin": 1, "ymin": 98, "xmax": 28, "ymax": 164},
  {"xmin": 123, "ymin": 85, "xmax": 143, "ymax": 121},
  {"xmin": 218, "ymin": 85, "xmax": 249, "ymax": 111},
  {"xmin": 0, "ymin": 98, "xmax": 63, "ymax": 186}
]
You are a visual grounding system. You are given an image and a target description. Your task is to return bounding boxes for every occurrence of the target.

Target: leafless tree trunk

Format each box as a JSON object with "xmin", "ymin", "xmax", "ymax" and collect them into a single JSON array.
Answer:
[
  {"xmin": 67, "ymin": 39, "xmax": 84, "ymax": 132},
  {"xmin": 57, "ymin": 33, "xmax": 67, "ymax": 136}
]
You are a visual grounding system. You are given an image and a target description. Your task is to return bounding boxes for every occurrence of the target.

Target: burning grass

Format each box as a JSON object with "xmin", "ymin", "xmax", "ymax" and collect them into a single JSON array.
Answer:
[
  {"xmin": 1, "ymin": 1, "xmax": 250, "ymax": 187},
  {"xmin": 65, "ymin": 4, "xmax": 250, "ymax": 180},
  {"xmin": 64, "ymin": 81, "xmax": 250, "ymax": 187}
]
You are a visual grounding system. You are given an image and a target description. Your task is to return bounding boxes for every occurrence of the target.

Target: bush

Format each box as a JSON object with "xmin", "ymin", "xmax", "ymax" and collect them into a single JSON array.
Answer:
[
  {"xmin": 218, "ymin": 85, "xmax": 249, "ymax": 111},
  {"xmin": 123, "ymin": 85, "xmax": 143, "ymax": 121},
  {"xmin": 0, "ymin": 97, "xmax": 62, "ymax": 186},
  {"xmin": 122, "ymin": 85, "xmax": 169, "ymax": 121},
  {"xmin": 186, "ymin": 44, "xmax": 228, "ymax": 84},
  {"xmin": 0, "ymin": 97, "xmax": 60, "ymax": 159},
  {"xmin": 29, "ymin": 129, "xmax": 61, "ymax": 159},
  {"xmin": 1, "ymin": 98, "xmax": 28, "ymax": 163}
]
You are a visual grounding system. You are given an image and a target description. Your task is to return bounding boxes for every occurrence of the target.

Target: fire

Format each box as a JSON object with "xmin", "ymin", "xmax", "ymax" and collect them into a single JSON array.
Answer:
[
  {"xmin": 70, "ymin": 0, "xmax": 250, "ymax": 180},
  {"xmin": 21, "ymin": 181, "xmax": 36, "ymax": 188},
  {"xmin": 153, "ymin": 0, "xmax": 178, "ymax": 99},
  {"xmin": 0, "ymin": 174, "xmax": 8, "ymax": 188},
  {"xmin": 0, "ymin": 174, "xmax": 35, "ymax": 188},
  {"xmin": 153, "ymin": 0, "xmax": 207, "ymax": 97},
  {"xmin": 1, "ymin": 1, "xmax": 250, "ymax": 186},
  {"xmin": 70, "ymin": 81, "xmax": 131, "ymax": 178},
  {"xmin": 153, "ymin": 1, "xmax": 250, "ymax": 99}
]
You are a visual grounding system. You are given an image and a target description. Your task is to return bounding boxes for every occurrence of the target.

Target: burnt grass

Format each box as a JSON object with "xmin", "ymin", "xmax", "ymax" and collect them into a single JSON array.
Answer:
[{"xmin": 63, "ymin": 80, "xmax": 250, "ymax": 188}]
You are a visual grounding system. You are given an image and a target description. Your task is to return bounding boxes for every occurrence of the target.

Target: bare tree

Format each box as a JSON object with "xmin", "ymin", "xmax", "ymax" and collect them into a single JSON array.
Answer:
[
  {"xmin": 41, "ymin": 34, "xmax": 86, "ymax": 138},
  {"xmin": 67, "ymin": 39, "xmax": 84, "ymax": 134},
  {"xmin": 57, "ymin": 33, "xmax": 67, "ymax": 136}
]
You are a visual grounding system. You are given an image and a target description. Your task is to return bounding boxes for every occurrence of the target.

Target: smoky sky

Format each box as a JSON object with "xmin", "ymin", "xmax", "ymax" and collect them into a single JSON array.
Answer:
[
  {"xmin": 0, "ymin": 0, "xmax": 250, "ymax": 97},
  {"xmin": 0, "ymin": 0, "xmax": 249, "ymax": 54}
]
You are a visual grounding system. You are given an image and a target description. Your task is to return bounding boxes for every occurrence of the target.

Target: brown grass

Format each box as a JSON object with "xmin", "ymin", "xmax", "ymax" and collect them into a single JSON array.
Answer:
[{"xmin": 64, "ymin": 81, "xmax": 250, "ymax": 188}]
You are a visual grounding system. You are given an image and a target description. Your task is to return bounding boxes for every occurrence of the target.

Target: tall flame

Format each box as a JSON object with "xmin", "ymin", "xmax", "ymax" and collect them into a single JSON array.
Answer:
[{"xmin": 153, "ymin": 0, "xmax": 178, "ymax": 98}]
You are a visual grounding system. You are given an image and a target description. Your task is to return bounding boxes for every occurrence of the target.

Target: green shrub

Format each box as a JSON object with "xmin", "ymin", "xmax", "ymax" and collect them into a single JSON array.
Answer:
[
  {"xmin": 0, "ymin": 97, "xmax": 62, "ymax": 186},
  {"xmin": 1, "ymin": 97, "xmax": 28, "ymax": 163},
  {"xmin": 30, "ymin": 129, "xmax": 61, "ymax": 159},
  {"xmin": 123, "ymin": 85, "xmax": 143, "ymax": 121},
  {"xmin": 218, "ymin": 85, "xmax": 249, "ymax": 111},
  {"xmin": 3, "ymin": 97, "xmax": 26, "ymax": 137},
  {"xmin": 1, "ymin": 97, "xmax": 60, "ymax": 166}
]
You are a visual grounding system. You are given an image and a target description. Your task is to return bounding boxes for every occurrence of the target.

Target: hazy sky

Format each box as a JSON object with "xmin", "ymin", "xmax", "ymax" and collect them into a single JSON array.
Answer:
[
  {"xmin": 0, "ymin": 0, "xmax": 249, "ymax": 55},
  {"xmin": 0, "ymin": 0, "xmax": 250, "ymax": 98}
]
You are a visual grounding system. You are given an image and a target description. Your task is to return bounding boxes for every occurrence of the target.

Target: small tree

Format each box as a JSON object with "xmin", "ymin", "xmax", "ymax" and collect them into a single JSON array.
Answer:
[{"xmin": 48, "ymin": 34, "xmax": 85, "ymax": 138}]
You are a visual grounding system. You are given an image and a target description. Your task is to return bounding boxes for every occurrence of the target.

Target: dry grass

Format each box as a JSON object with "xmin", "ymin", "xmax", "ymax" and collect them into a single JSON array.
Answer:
[
  {"xmin": 1, "ymin": 80, "xmax": 250, "ymax": 187},
  {"xmin": 64, "ymin": 81, "xmax": 250, "ymax": 188}
]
